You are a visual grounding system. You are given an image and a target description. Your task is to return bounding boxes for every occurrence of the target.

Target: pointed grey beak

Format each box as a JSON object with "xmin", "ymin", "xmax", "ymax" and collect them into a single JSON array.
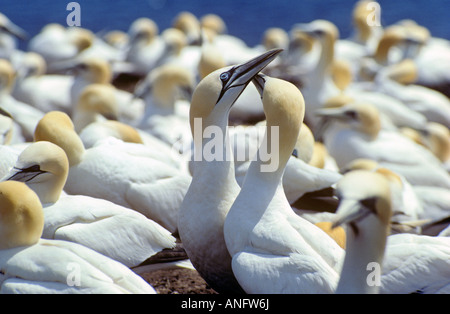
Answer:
[
  {"xmin": 216, "ymin": 49, "xmax": 283, "ymax": 104},
  {"xmin": 4, "ymin": 165, "xmax": 46, "ymax": 183},
  {"xmin": 332, "ymin": 199, "xmax": 370, "ymax": 229}
]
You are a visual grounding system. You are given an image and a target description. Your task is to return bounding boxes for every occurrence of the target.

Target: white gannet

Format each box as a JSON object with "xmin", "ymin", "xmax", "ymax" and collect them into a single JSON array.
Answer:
[
  {"xmin": 126, "ymin": 17, "xmax": 165, "ymax": 76},
  {"xmin": 0, "ymin": 59, "xmax": 45, "ymax": 141},
  {"xmin": 12, "ymin": 52, "xmax": 73, "ymax": 114},
  {"xmin": 340, "ymin": 159, "xmax": 425, "ymax": 233},
  {"xmin": 173, "ymin": 12, "xmax": 201, "ymax": 46},
  {"xmin": 224, "ymin": 74, "xmax": 344, "ymax": 294},
  {"xmin": 34, "ymin": 111, "xmax": 191, "ymax": 234},
  {"xmin": 316, "ymin": 102, "xmax": 450, "ymax": 189},
  {"xmin": 69, "ymin": 57, "xmax": 144, "ymax": 124},
  {"xmin": 0, "ymin": 180, "xmax": 156, "ymax": 294},
  {"xmin": 28, "ymin": 25, "xmax": 94, "ymax": 73},
  {"xmin": 371, "ymin": 58, "xmax": 450, "ymax": 128},
  {"xmin": 332, "ymin": 170, "xmax": 393, "ymax": 293},
  {"xmin": 232, "ymin": 121, "xmax": 342, "ymax": 205},
  {"xmin": 178, "ymin": 49, "xmax": 282, "ymax": 294},
  {"xmin": 72, "ymin": 83, "xmax": 120, "ymax": 133},
  {"xmin": 3, "ymin": 141, "xmax": 176, "ymax": 268},
  {"xmin": 416, "ymin": 122, "xmax": 450, "ymax": 171},
  {"xmin": 0, "ymin": 12, "xmax": 27, "ymax": 61},
  {"xmin": 335, "ymin": 0, "xmax": 383, "ymax": 69},
  {"xmin": 294, "ymin": 20, "xmax": 342, "ymax": 132}
]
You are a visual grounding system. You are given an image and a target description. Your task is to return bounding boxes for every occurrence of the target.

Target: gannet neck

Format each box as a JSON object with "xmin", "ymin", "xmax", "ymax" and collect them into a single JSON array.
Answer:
[
  {"xmin": 353, "ymin": 0, "xmax": 378, "ymax": 44},
  {"xmin": 254, "ymin": 76, "xmax": 305, "ymax": 177},
  {"xmin": 74, "ymin": 84, "xmax": 119, "ymax": 132},
  {"xmin": 334, "ymin": 170, "xmax": 392, "ymax": 294},
  {"xmin": 374, "ymin": 26, "xmax": 405, "ymax": 64},
  {"xmin": 331, "ymin": 59, "xmax": 353, "ymax": 91},
  {"xmin": 34, "ymin": 111, "xmax": 86, "ymax": 167},
  {"xmin": 150, "ymin": 65, "xmax": 194, "ymax": 111},
  {"xmin": 5, "ymin": 141, "xmax": 69, "ymax": 204},
  {"xmin": 179, "ymin": 50, "xmax": 282, "ymax": 294},
  {"xmin": 0, "ymin": 181, "xmax": 44, "ymax": 250}
]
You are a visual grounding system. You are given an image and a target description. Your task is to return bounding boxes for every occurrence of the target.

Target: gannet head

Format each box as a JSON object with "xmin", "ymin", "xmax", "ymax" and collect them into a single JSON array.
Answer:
[
  {"xmin": 4, "ymin": 141, "xmax": 69, "ymax": 204},
  {"xmin": 316, "ymin": 102, "xmax": 381, "ymax": 139},
  {"xmin": 77, "ymin": 84, "xmax": 119, "ymax": 120},
  {"xmin": 330, "ymin": 59, "xmax": 353, "ymax": 91},
  {"xmin": 161, "ymin": 28, "xmax": 187, "ymax": 56},
  {"xmin": 0, "ymin": 107, "xmax": 13, "ymax": 145},
  {"xmin": 0, "ymin": 59, "xmax": 15, "ymax": 93},
  {"xmin": 288, "ymin": 30, "xmax": 315, "ymax": 55},
  {"xmin": 17, "ymin": 52, "xmax": 47, "ymax": 78},
  {"xmin": 128, "ymin": 17, "xmax": 159, "ymax": 45},
  {"xmin": 173, "ymin": 12, "xmax": 201, "ymax": 45},
  {"xmin": 200, "ymin": 14, "xmax": 227, "ymax": 35},
  {"xmin": 190, "ymin": 49, "xmax": 282, "ymax": 133},
  {"xmin": 67, "ymin": 27, "xmax": 94, "ymax": 52},
  {"xmin": 198, "ymin": 43, "xmax": 226, "ymax": 80},
  {"xmin": 143, "ymin": 64, "xmax": 195, "ymax": 107},
  {"xmin": 374, "ymin": 25, "xmax": 408, "ymax": 64},
  {"xmin": 34, "ymin": 111, "xmax": 86, "ymax": 167},
  {"xmin": 295, "ymin": 19, "xmax": 339, "ymax": 45},
  {"xmin": 252, "ymin": 73, "xmax": 305, "ymax": 168},
  {"xmin": 73, "ymin": 58, "xmax": 112, "ymax": 84},
  {"xmin": 419, "ymin": 122, "xmax": 450, "ymax": 163},
  {"xmin": 0, "ymin": 181, "xmax": 44, "ymax": 249},
  {"xmin": 332, "ymin": 170, "xmax": 392, "ymax": 237},
  {"xmin": 263, "ymin": 28, "xmax": 289, "ymax": 51},
  {"xmin": 104, "ymin": 30, "xmax": 129, "ymax": 49},
  {"xmin": 0, "ymin": 12, "xmax": 27, "ymax": 40},
  {"xmin": 353, "ymin": 0, "xmax": 381, "ymax": 42}
]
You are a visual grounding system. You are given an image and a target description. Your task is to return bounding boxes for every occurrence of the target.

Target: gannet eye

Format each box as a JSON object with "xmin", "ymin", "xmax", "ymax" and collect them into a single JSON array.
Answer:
[{"xmin": 220, "ymin": 72, "xmax": 230, "ymax": 82}]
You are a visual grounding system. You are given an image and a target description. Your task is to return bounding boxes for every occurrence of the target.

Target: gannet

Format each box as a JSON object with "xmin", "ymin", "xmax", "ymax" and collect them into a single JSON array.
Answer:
[
  {"xmin": 0, "ymin": 12, "xmax": 27, "ymax": 61},
  {"xmin": 69, "ymin": 57, "xmax": 144, "ymax": 124},
  {"xmin": 316, "ymin": 102, "xmax": 450, "ymax": 188},
  {"xmin": 372, "ymin": 59, "xmax": 450, "ymax": 128},
  {"xmin": 0, "ymin": 59, "xmax": 45, "ymax": 141},
  {"xmin": 340, "ymin": 159, "xmax": 425, "ymax": 233},
  {"xmin": 332, "ymin": 170, "xmax": 392, "ymax": 293},
  {"xmin": 34, "ymin": 111, "xmax": 190, "ymax": 234},
  {"xmin": 224, "ymin": 74, "xmax": 344, "ymax": 294},
  {"xmin": 178, "ymin": 49, "xmax": 282, "ymax": 294},
  {"xmin": 0, "ymin": 180, "xmax": 156, "ymax": 294},
  {"xmin": 28, "ymin": 25, "xmax": 94, "ymax": 73},
  {"xmin": 12, "ymin": 52, "xmax": 73, "ymax": 114},
  {"xmin": 3, "ymin": 141, "xmax": 176, "ymax": 268},
  {"xmin": 126, "ymin": 17, "xmax": 165, "ymax": 75}
]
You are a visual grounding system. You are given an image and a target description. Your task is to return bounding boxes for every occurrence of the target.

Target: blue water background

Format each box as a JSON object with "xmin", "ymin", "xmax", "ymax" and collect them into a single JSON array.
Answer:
[{"xmin": 1, "ymin": 0, "xmax": 449, "ymax": 49}]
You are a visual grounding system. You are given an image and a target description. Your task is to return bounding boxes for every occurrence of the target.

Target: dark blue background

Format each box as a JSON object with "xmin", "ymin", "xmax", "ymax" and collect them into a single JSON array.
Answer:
[{"xmin": 1, "ymin": 0, "xmax": 449, "ymax": 49}]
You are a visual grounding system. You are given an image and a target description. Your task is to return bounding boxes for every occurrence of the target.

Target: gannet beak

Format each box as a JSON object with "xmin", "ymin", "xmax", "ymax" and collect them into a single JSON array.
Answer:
[
  {"xmin": 332, "ymin": 199, "xmax": 370, "ymax": 229},
  {"xmin": 252, "ymin": 73, "xmax": 268, "ymax": 98},
  {"xmin": 3, "ymin": 20, "xmax": 28, "ymax": 40},
  {"xmin": 4, "ymin": 165, "xmax": 46, "ymax": 183},
  {"xmin": 216, "ymin": 49, "xmax": 283, "ymax": 104},
  {"xmin": 315, "ymin": 107, "xmax": 350, "ymax": 120}
]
